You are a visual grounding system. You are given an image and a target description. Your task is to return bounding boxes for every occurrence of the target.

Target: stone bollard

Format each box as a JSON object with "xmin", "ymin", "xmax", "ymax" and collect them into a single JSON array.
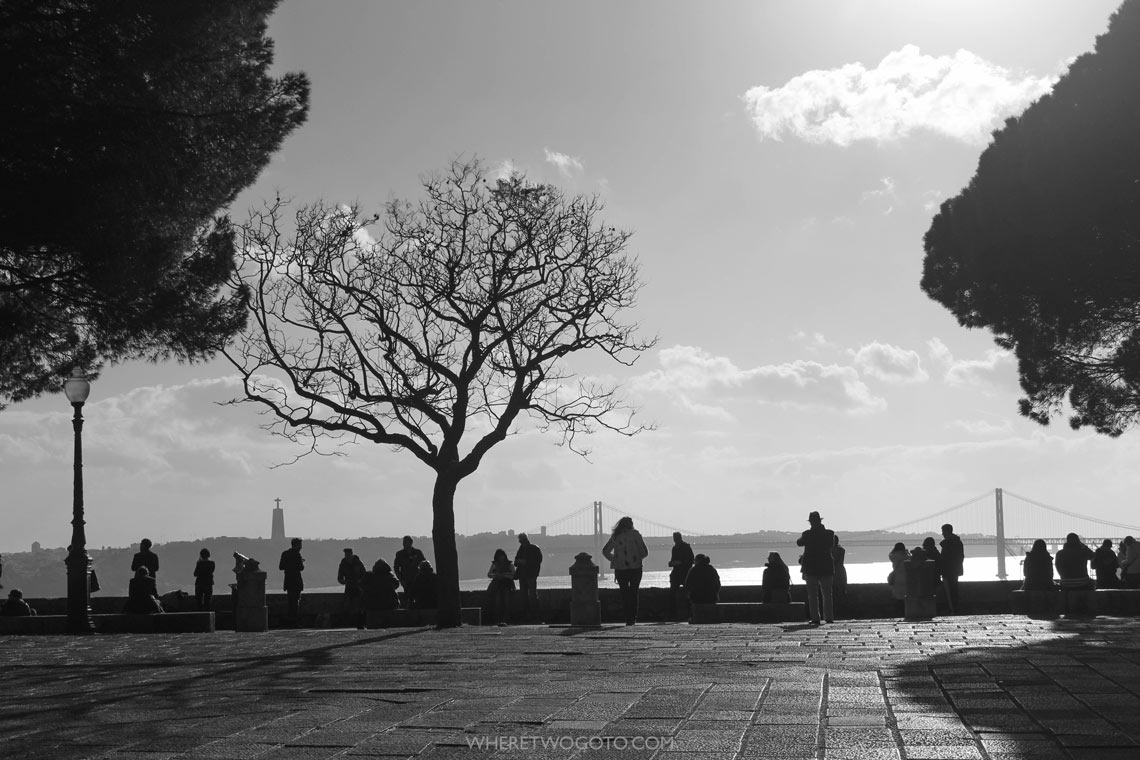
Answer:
[
  {"xmin": 904, "ymin": 552, "xmax": 937, "ymax": 620},
  {"xmin": 231, "ymin": 553, "xmax": 268, "ymax": 632},
  {"xmin": 569, "ymin": 552, "xmax": 601, "ymax": 627}
]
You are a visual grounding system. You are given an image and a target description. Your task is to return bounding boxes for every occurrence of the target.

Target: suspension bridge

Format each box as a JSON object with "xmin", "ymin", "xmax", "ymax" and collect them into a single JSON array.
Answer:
[{"xmin": 529, "ymin": 490, "xmax": 1140, "ymax": 580}]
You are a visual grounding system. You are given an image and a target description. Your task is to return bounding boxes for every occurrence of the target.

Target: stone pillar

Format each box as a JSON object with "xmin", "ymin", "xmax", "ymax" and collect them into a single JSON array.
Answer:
[
  {"xmin": 569, "ymin": 552, "xmax": 601, "ymax": 627},
  {"xmin": 232, "ymin": 553, "xmax": 268, "ymax": 632},
  {"xmin": 904, "ymin": 553, "xmax": 937, "ymax": 620}
]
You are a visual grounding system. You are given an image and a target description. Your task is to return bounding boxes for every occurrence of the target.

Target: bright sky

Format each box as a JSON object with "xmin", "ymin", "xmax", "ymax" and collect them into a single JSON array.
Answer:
[{"xmin": 4, "ymin": 0, "xmax": 1137, "ymax": 554}]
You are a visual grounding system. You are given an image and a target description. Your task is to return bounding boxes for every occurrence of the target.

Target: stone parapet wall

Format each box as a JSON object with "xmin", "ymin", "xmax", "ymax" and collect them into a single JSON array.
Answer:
[{"xmin": 23, "ymin": 579, "xmax": 1027, "ymax": 628}]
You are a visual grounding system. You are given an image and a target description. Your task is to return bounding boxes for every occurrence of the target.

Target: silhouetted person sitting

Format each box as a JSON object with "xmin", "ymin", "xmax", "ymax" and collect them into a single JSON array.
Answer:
[
  {"xmin": 761, "ymin": 552, "xmax": 791, "ymax": 603},
  {"xmin": 1122, "ymin": 536, "xmax": 1140, "ymax": 589},
  {"xmin": 125, "ymin": 567, "xmax": 163, "ymax": 614},
  {"xmin": 410, "ymin": 560, "xmax": 438, "ymax": 609},
  {"xmin": 1021, "ymin": 540, "xmax": 1055, "ymax": 591},
  {"xmin": 685, "ymin": 554, "xmax": 721, "ymax": 605},
  {"xmin": 1092, "ymin": 539, "xmax": 1120, "ymax": 589},
  {"xmin": 1, "ymin": 589, "xmax": 35, "ymax": 616},
  {"xmin": 363, "ymin": 558, "xmax": 400, "ymax": 611},
  {"xmin": 1055, "ymin": 533, "xmax": 1095, "ymax": 588},
  {"xmin": 131, "ymin": 538, "xmax": 159, "ymax": 578}
]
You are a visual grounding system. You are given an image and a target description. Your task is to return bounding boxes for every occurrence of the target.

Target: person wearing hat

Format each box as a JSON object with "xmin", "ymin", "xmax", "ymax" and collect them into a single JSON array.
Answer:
[
  {"xmin": 796, "ymin": 510, "xmax": 835, "ymax": 626},
  {"xmin": 762, "ymin": 552, "xmax": 791, "ymax": 603}
]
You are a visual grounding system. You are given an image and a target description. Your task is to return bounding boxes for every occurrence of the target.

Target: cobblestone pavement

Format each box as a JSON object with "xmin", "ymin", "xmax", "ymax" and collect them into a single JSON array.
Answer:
[{"xmin": 2, "ymin": 615, "xmax": 1139, "ymax": 759}]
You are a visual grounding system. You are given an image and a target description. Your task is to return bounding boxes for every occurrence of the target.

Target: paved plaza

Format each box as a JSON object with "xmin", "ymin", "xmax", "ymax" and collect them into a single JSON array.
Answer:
[{"xmin": 2, "ymin": 615, "xmax": 1140, "ymax": 759}]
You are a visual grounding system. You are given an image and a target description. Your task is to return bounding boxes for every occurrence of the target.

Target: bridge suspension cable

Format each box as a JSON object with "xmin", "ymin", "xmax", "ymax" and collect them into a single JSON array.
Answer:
[
  {"xmin": 1002, "ymin": 490, "xmax": 1140, "ymax": 533},
  {"xmin": 876, "ymin": 491, "xmax": 993, "ymax": 533},
  {"xmin": 599, "ymin": 501, "xmax": 703, "ymax": 538}
]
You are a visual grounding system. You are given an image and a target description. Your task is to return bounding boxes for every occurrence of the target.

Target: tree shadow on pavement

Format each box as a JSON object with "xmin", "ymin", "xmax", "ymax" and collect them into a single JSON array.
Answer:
[{"xmin": 890, "ymin": 617, "xmax": 1140, "ymax": 759}]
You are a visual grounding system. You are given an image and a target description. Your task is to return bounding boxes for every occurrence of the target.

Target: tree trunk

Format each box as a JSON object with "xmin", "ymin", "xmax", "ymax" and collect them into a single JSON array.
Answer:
[{"xmin": 431, "ymin": 471, "xmax": 462, "ymax": 628}]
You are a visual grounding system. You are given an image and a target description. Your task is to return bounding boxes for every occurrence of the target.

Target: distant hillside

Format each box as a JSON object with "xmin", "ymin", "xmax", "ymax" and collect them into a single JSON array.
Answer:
[{"xmin": 2, "ymin": 529, "xmax": 969, "ymax": 598}]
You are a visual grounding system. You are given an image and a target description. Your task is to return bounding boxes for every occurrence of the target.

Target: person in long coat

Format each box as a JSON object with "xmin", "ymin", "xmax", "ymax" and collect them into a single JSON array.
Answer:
[{"xmin": 796, "ymin": 510, "xmax": 834, "ymax": 626}]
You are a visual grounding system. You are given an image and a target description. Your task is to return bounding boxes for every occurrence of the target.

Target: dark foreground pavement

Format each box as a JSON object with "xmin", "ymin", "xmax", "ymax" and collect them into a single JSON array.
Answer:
[{"xmin": 2, "ymin": 615, "xmax": 1139, "ymax": 760}]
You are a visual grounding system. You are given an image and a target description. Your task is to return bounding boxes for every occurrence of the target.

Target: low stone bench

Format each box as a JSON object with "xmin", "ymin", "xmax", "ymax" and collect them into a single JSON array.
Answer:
[
  {"xmin": 0, "ymin": 612, "xmax": 215, "ymax": 635},
  {"xmin": 1011, "ymin": 588, "xmax": 1140, "ymax": 618},
  {"xmin": 365, "ymin": 607, "xmax": 482, "ymax": 628},
  {"xmin": 1009, "ymin": 589, "xmax": 1060, "ymax": 618},
  {"xmin": 690, "ymin": 602, "xmax": 806, "ymax": 624},
  {"xmin": 1095, "ymin": 588, "xmax": 1140, "ymax": 615}
]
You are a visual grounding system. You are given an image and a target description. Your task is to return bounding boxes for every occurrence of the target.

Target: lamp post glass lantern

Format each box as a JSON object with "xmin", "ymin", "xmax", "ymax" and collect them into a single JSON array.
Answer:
[{"xmin": 64, "ymin": 367, "xmax": 94, "ymax": 634}]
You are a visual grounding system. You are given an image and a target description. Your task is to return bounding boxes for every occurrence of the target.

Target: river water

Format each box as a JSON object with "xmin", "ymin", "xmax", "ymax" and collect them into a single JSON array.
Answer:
[{"xmin": 457, "ymin": 555, "xmax": 1011, "ymax": 592}]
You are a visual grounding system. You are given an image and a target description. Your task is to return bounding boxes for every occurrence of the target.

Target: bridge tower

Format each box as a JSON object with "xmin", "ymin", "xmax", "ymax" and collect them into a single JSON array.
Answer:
[
  {"xmin": 995, "ymin": 488, "xmax": 1007, "ymax": 580},
  {"xmin": 593, "ymin": 500, "xmax": 605, "ymax": 579}
]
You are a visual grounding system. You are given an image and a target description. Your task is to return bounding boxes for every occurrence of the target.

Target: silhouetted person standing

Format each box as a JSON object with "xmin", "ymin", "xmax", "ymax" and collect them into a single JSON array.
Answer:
[
  {"xmin": 797, "ymin": 510, "xmax": 834, "ymax": 626},
  {"xmin": 603, "ymin": 516, "xmax": 649, "ymax": 626},
  {"xmin": 922, "ymin": 536, "xmax": 946, "ymax": 611},
  {"xmin": 131, "ymin": 538, "xmax": 159, "ymax": 578},
  {"xmin": 487, "ymin": 549, "xmax": 515, "ymax": 626},
  {"xmin": 1092, "ymin": 539, "xmax": 1120, "ymax": 589},
  {"xmin": 338, "ymin": 548, "xmax": 367, "ymax": 628},
  {"xmin": 831, "ymin": 535, "xmax": 847, "ymax": 616},
  {"xmin": 193, "ymin": 548, "xmax": 215, "ymax": 611},
  {"xmin": 940, "ymin": 524, "xmax": 964, "ymax": 613},
  {"xmin": 279, "ymin": 538, "xmax": 305, "ymax": 626},
  {"xmin": 393, "ymin": 536, "xmax": 425, "ymax": 609},
  {"xmin": 668, "ymin": 531, "xmax": 694, "ymax": 620},
  {"xmin": 513, "ymin": 533, "xmax": 543, "ymax": 622}
]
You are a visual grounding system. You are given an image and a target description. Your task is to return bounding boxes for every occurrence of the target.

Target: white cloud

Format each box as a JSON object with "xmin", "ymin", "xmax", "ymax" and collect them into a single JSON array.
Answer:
[
  {"xmin": 927, "ymin": 338, "xmax": 1016, "ymax": 390},
  {"xmin": 851, "ymin": 341, "xmax": 928, "ymax": 384},
  {"xmin": 543, "ymin": 148, "xmax": 584, "ymax": 176},
  {"xmin": 742, "ymin": 45, "xmax": 1056, "ymax": 146},
  {"xmin": 950, "ymin": 418, "xmax": 1014, "ymax": 436},
  {"xmin": 634, "ymin": 345, "xmax": 886, "ymax": 416}
]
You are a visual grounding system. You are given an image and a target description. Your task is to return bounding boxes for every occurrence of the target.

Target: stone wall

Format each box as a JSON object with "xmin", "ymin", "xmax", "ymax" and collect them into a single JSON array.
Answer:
[{"xmin": 25, "ymin": 579, "xmax": 1024, "ymax": 628}]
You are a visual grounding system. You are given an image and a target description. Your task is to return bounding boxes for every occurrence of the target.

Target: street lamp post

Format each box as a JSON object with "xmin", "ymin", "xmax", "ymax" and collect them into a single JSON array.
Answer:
[{"xmin": 63, "ymin": 367, "xmax": 94, "ymax": 634}]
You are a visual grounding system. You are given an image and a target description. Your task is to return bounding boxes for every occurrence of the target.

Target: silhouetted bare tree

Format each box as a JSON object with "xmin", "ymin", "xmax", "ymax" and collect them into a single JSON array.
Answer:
[{"xmin": 226, "ymin": 159, "xmax": 655, "ymax": 627}]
